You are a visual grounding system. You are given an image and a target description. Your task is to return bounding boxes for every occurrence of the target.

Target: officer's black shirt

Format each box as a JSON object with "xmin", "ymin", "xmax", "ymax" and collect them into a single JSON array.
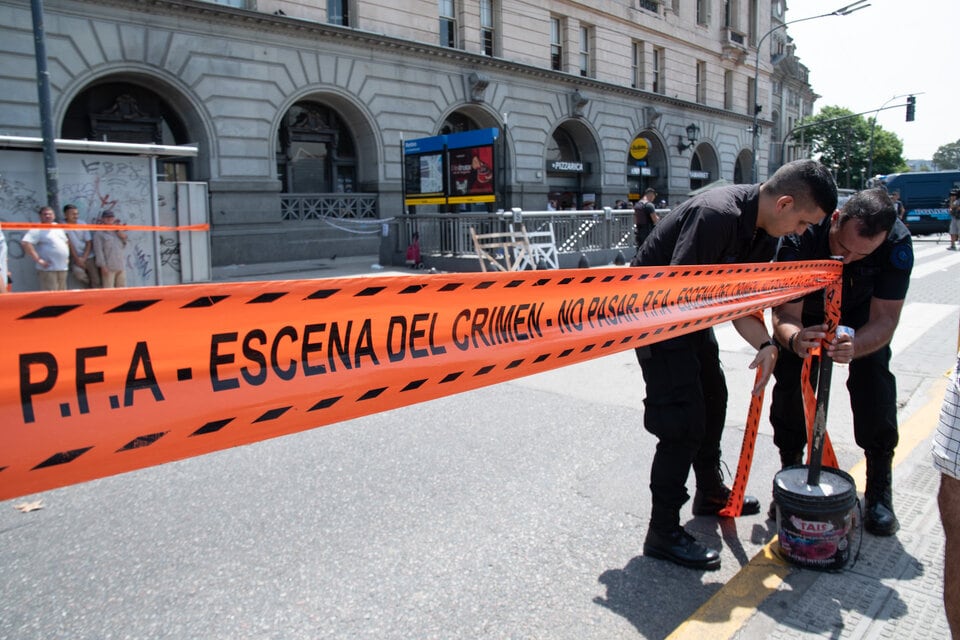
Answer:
[
  {"xmin": 777, "ymin": 216, "xmax": 914, "ymax": 329},
  {"xmin": 634, "ymin": 184, "xmax": 776, "ymax": 266}
]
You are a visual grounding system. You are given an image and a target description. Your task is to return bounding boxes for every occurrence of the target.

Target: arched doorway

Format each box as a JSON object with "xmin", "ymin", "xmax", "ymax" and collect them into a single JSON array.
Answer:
[
  {"xmin": 734, "ymin": 150, "xmax": 753, "ymax": 184},
  {"xmin": 546, "ymin": 120, "xmax": 601, "ymax": 209},
  {"xmin": 688, "ymin": 143, "xmax": 720, "ymax": 192}
]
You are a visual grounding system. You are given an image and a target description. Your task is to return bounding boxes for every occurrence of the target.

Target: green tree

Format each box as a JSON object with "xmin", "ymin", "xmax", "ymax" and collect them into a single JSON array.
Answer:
[
  {"xmin": 791, "ymin": 106, "xmax": 907, "ymax": 187},
  {"xmin": 932, "ymin": 140, "xmax": 960, "ymax": 170}
]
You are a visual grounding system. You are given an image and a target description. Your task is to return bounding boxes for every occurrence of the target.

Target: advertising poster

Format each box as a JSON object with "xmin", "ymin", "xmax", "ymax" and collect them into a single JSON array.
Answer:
[
  {"xmin": 447, "ymin": 145, "xmax": 495, "ymax": 203},
  {"xmin": 403, "ymin": 128, "xmax": 499, "ymax": 207}
]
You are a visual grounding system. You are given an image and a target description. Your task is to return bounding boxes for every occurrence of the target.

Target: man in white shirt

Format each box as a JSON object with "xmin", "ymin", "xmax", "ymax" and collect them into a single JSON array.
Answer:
[{"xmin": 21, "ymin": 206, "xmax": 70, "ymax": 291}]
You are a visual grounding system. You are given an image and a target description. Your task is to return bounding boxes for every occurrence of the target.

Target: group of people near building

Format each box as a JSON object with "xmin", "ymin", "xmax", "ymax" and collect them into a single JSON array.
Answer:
[
  {"xmin": 628, "ymin": 159, "xmax": 956, "ymax": 637},
  {"xmin": 1, "ymin": 204, "xmax": 129, "ymax": 293}
]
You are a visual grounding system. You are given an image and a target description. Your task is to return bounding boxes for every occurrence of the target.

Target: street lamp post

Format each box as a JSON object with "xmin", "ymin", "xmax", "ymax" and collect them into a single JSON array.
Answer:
[{"xmin": 750, "ymin": 0, "xmax": 870, "ymax": 182}]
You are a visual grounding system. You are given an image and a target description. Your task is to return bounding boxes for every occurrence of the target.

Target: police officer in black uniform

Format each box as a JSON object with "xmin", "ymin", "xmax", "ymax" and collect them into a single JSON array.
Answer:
[
  {"xmin": 770, "ymin": 187, "xmax": 913, "ymax": 536},
  {"xmin": 633, "ymin": 187, "xmax": 659, "ymax": 248},
  {"xmin": 633, "ymin": 159, "xmax": 838, "ymax": 571}
]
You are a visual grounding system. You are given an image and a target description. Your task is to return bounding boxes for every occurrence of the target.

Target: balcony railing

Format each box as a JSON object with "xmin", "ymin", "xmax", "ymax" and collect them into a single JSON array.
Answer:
[{"xmin": 280, "ymin": 193, "xmax": 378, "ymax": 221}]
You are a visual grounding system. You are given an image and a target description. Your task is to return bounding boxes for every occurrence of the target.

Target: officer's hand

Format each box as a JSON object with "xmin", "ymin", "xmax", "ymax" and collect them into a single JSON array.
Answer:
[
  {"xmin": 748, "ymin": 345, "xmax": 778, "ymax": 396},
  {"xmin": 826, "ymin": 332, "xmax": 854, "ymax": 363},
  {"xmin": 794, "ymin": 324, "xmax": 828, "ymax": 357}
]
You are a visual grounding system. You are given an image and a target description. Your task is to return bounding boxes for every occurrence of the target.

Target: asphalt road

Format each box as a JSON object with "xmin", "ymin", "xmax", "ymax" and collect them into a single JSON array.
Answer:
[{"xmin": 1, "ymin": 237, "xmax": 958, "ymax": 640}]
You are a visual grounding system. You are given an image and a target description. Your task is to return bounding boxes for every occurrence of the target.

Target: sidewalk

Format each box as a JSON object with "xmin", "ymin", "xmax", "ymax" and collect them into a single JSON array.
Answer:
[
  {"xmin": 674, "ymin": 377, "xmax": 951, "ymax": 640},
  {"xmin": 211, "ymin": 254, "xmax": 410, "ymax": 282}
]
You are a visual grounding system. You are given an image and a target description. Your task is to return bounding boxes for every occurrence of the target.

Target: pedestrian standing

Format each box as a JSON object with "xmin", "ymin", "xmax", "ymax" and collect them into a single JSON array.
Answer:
[
  {"xmin": 93, "ymin": 210, "xmax": 129, "ymax": 288},
  {"xmin": 20, "ymin": 206, "xmax": 70, "ymax": 291},
  {"xmin": 633, "ymin": 187, "xmax": 659, "ymax": 249},
  {"xmin": 63, "ymin": 204, "xmax": 101, "ymax": 288}
]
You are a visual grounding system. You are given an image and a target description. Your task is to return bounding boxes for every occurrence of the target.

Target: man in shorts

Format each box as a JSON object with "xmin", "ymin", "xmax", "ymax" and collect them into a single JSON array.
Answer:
[{"xmin": 934, "ymin": 351, "xmax": 960, "ymax": 638}]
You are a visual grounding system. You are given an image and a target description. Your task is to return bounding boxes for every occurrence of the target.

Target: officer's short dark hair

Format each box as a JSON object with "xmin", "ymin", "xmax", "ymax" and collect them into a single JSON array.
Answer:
[
  {"xmin": 838, "ymin": 188, "xmax": 896, "ymax": 237},
  {"xmin": 763, "ymin": 159, "xmax": 838, "ymax": 216}
]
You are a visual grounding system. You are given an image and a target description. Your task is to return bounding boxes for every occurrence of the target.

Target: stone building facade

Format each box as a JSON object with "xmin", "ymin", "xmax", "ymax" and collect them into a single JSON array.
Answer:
[{"xmin": 0, "ymin": 0, "xmax": 816, "ymax": 266}]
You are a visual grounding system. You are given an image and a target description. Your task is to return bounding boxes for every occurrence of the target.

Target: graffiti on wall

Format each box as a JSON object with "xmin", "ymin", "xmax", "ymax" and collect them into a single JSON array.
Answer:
[{"xmin": 0, "ymin": 151, "xmax": 158, "ymax": 291}]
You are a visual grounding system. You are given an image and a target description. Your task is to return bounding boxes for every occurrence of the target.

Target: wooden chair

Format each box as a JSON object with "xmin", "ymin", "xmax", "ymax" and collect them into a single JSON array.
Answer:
[
  {"xmin": 469, "ymin": 227, "xmax": 532, "ymax": 272},
  {"xmin": 512, "ymin": 223, "xmax": 559, "ymax": 270}
]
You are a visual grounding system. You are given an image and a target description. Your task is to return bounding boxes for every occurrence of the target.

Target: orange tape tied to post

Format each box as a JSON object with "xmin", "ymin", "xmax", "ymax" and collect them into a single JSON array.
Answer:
[{"xmin": 0, "ymin": 261, "xmax": 841, "ymax": 501}]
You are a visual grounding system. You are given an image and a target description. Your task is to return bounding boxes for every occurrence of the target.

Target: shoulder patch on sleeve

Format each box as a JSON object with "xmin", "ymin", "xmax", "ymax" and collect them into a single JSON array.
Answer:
[{"xmin": 890, "ymin": 242, "xmax": 913, "ymax": 272}]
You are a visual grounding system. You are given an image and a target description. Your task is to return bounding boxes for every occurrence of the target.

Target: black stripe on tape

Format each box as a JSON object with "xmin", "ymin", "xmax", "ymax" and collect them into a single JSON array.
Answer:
[
  {"xmin": 355, "ymin": 286, "xmax": 386, "ymax": 297},
  {"xmin": 308, "ymin": 396, "xmax": 342, "ymax": 411},
  {"xmin": 248, "ymin": 292, "xmax": 287, "ymax": 304},
  {"xmin": 402, "ymin": 379, "xmax": 427, "ymax": 391},
  {"xmin": 117, "ymin": 432, "xmax": 168, "ymax": 452},
  {"xmin": 400, "ymin": 284, "xmax": 428, "ymax": 294},
  {"xmin": 108, "ymin": 300, "xmax": 160, "ymax": 313},
  {"xmin": 19, "ymin": 304, "xmax": 81, "ymax": 319},
  {"xmin": 182, "ymin": 295, "xmax": 228, "ymax": 308},
  {"xmin": 254, "ymin": 407, "xmax": 292, "ymax": 422},
  {"xmin": 307, "ymin": 289, "xmax": 339, "ymax": 299},
  {"xmin": 191, "ymin": 418, "xmax": 234, "ymax": 436},
  {"xmin": 32, "ymin": 447, "xmax": 92, "ymax": 469},
  {"xmin": 359, "ymin": 387, "xmax": 387, "ymax": 400}
]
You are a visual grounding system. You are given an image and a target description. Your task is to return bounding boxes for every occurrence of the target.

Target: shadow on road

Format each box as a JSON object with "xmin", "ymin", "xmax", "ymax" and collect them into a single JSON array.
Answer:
[{"xmin": 593, "ymin": 552, "xmax": 724, "ymax": 638}]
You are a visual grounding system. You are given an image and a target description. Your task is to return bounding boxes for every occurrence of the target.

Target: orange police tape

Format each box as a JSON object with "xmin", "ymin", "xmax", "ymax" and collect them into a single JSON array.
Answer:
[
  {"xmin": 0, "ymin": 261, "xmax": 841, "ymax": 501},
  {"xmin": 1, "ymin": 222, "xmax": 210, "ymax": 232}
]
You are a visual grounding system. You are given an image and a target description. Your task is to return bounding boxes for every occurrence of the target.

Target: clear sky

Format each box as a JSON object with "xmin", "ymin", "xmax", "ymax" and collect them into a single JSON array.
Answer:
[{"xmin": 787, "ymin": 0, "xmax": 960, "ymax": 161}]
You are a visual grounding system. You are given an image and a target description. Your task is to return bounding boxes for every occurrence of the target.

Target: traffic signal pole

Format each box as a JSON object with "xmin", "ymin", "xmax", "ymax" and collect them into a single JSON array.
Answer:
[{"xmin": 779, "ymin": 99, "xmax": 918, "ymax": 173}]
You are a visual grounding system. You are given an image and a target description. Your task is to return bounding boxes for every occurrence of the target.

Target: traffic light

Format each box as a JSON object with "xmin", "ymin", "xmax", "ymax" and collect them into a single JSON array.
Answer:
[{"xmin": 906, "ymin": 95, "xmax": 916, "ymax": 122}]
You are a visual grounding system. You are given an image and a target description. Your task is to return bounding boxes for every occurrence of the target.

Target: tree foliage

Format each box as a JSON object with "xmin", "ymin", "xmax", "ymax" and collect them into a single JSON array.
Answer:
[
  {"xmin": 790, "ymin": 105, "xmax": 907, "ymax": 187},
  {"xmin": 933, "ymin": 140, "xmax": 960, "ymax": 170}
]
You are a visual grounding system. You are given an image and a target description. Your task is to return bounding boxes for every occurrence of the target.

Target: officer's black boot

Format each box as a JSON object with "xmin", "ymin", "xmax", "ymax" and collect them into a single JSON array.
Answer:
[
  {"xmin": 692, "ymin": 464, "xmax": 761, "ymax": 516},
  {"xmin": 768, "ymin": 450, "xmax": 804, "ymax": 520},
  {"xmin": 864, "ymin": 450, "xmax": 899, "ymax": 536},
  {"xmin": 643, "ymin": 503, "xmax": 721, "ymax": 571}
]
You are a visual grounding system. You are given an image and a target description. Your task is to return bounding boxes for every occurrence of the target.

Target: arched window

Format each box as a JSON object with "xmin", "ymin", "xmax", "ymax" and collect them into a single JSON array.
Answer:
[
  {"xmin": 62, "ymin": 82, "xmax": 192, "ymax": 181},
  {"xmin": 277, "ymin": 102, "xmax": 357, "ymax": 193},
  {"xmin": 440, "ymin": 112, "xmax": 480, "ymax": 135}
]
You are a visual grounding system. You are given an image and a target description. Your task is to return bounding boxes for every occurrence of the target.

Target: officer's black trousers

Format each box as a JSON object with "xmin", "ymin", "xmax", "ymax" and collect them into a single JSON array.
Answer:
[{"xmin": 637, "ymin": 328, "xmax": 727, "ymax": 531}]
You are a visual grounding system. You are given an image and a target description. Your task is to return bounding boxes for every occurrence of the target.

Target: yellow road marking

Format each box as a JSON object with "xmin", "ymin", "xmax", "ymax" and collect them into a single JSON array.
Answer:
[{"xmin": 667, "ymin": 375, "xmax": 948, "ymax": 640}]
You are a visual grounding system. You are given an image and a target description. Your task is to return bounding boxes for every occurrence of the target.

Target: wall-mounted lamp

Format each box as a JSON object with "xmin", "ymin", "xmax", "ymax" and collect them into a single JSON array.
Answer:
[{"xmin": 677, "ymin": 123, "xmax": 700, "ymax": 153}]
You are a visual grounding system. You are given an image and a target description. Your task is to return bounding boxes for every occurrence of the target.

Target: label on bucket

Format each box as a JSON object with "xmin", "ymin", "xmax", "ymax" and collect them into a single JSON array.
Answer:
[
  {"xmin": 779, "ymin": 511, "xmax": 852, "ymax": 568},
  {"xmin": 773, "ymin": 466, "xmax": 857, "ymax": 571}
]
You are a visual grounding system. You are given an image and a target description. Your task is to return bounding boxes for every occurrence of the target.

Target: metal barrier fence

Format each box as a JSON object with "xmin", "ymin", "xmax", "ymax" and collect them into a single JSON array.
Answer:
[{"xmin": 397, "ymin": 207, "xmax": 654, "ymax": 258}]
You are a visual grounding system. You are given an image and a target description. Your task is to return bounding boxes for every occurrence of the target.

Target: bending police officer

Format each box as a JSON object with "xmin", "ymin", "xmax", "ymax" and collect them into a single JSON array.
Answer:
[{"xmin": 770, "ymin": 187, "xmax": 912, "ymax": 536}]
